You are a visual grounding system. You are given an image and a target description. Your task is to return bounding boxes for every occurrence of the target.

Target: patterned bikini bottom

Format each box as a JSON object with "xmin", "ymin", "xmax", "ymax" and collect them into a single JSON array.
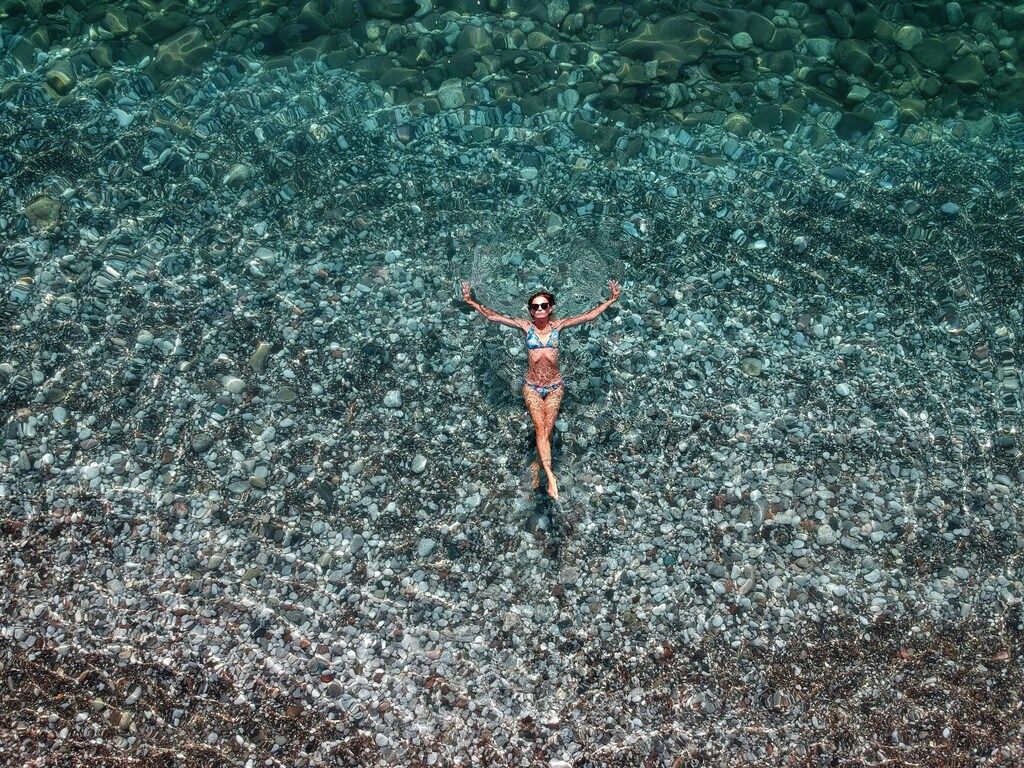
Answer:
[{"xmin": 523, "ymin": 378, "xmax": 565, "ymax": 399}]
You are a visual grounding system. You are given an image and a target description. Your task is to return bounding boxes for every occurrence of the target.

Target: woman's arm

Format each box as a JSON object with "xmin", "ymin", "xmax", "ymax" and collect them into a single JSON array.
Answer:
[
  {"xmin": 556, "ymin": 279, "xmax": 621, "ymax": 330},
  {"xmin": 461, "ymin": 280, "xmax": 527, "ymax": 331}
]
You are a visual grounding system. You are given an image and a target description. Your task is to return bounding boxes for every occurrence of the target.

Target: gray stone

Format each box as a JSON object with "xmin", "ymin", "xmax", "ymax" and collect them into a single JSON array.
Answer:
[
  {"xmin": 417, "ymin": 538, "xmax": 436, "ymax": 558},
  {"xmin": 731, "ymin": 32, "xmax": 753, "ymax": 50},
  {"xmin": 944, "ymin": 55, "xmax": 986, "ymax": 88},
  {"xmin": 190, "ymin": 433, "xmax": 215, "ymax": 454},
  {"xmin": 910, "ymin": 38, "xmax": 953, "ymax": 71},
  {"xmin": 437, "ymin": 79, "xmax": 465, "ymax": 110},
  {"xmin": 895, "ymin": 25, "xmax": 923, "ymax": 51},
  {"xmin": 276, "ymin": 386, "xmax": 297, "ymax": 403},
  {"xmin": 249, "ymin": 342, "xmax": 273, "ymax": 373}
]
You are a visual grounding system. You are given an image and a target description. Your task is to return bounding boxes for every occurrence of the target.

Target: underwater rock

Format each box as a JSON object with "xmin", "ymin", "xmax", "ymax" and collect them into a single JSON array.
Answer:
[
  {"xmin": 361, "ymin": 0, "xmax": 417, "ymax": 20},
  {"xmin": 43, "ymin": 62, "xmax": 76, "ymax": 96},
  {"xmin": 23, "ymin": 196, "xmax": 60, "ymax": 230},
  {"xmin": 909, "ymin": 36, "xmax": 954, "ymax": 71},
  {"xmin": 137, "ymin": 12, "xmax": 190, "ymax": 45},
  {"xmin": 154, "ymin": 27, "xmax": 214, "ymax": 78},
  {"xmin": 944, "ymin": 54, "xmax": 986, "ymax": 88},
  {"xmin": 619, "ymin": 17, "xmax": 714, "ymax": 70},
  {"xmin": 895, "ymin": 25, "xmax": 923, "ymax": 51}
]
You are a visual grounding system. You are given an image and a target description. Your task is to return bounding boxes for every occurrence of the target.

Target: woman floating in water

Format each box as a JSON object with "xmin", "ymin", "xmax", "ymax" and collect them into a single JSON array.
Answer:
[{"xmin": 461, "ymin": 279, "xmax": 621, "ymax": 499}]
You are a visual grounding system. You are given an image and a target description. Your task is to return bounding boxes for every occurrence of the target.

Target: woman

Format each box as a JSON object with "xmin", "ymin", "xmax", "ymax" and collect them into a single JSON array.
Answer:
[{"xmin": 461, "ymin": 279, "xmax": 621, "ymax": 499}]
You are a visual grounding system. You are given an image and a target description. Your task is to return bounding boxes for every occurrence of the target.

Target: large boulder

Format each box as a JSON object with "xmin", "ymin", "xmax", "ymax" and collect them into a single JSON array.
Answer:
[
  {"xmin": 910, "ymin": 36, "xmax": 954, "ymax": 71},
  {"xmin": 619, "ymin": 16, "xmax": 714, "ymax": 71},
  {"xmin": 944, "ymin": 54, "xmax": 987, "ymax": 89},
  {"xmin": 360, "ymin": 0, "xmax": 417, "ymax": 20},
  {"xmin": 154, "ymin": 27, "xmax": 213, "ymax": 77},
  {"xmin": 137, "ymin": 11, "xmax": 190, "ymax": 44}
]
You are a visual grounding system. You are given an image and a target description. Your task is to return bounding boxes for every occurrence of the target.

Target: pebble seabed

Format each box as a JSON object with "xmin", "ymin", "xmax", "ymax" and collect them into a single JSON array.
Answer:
[{"xmin": 3, "ymin": 1, "xmax": 1024, "ymax": 766}]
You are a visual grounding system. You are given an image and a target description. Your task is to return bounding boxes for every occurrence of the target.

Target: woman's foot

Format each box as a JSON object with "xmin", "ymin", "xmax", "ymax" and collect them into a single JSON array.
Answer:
[
  {"xmin": 547, "ymin": 472, "xmax": 559, "ymax": 499},
  {"xmin": 530, "ymin": 460, "xmax": 541, "ymax": 490}
]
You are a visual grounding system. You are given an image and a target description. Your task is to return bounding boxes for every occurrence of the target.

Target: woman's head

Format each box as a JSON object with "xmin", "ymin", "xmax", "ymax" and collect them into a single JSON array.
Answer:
[{"xmin": 527, "ymin": 290, "xmax": 555, "ymax": 318}]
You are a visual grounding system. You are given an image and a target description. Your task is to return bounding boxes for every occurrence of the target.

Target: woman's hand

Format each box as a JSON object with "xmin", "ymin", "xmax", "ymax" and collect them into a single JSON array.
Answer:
[
  {"xmin": 461, "ymin": 279, "xmax": 475, "ymax": 304},
  {"xmin": 608, "ymin": 279, "xmax": 621, "ymax": 302}
]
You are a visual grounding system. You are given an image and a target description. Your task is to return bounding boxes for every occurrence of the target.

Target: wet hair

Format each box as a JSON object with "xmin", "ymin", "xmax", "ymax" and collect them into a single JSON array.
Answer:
[{"xmin": 527, "ymin": 291, "xmax": 556, "ymax": 314}]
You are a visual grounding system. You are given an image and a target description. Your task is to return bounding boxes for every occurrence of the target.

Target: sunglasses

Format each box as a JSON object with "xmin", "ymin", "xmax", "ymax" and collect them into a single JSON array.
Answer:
[{"xmin": 530, "ymin": 302, "xmax": 549, "ymax": 311}]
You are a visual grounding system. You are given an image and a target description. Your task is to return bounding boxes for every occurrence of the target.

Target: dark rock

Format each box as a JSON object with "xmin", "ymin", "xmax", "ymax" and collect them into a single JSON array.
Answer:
[
  {"xmin": 137, "ymin": 11, "xmax": 190, "ymax": 45},
  {"xmin": 825, "ymin": 8, "xmax": 852, "ymax": 38},
  {"xmin": 745, "ymin": 13, "xmax": 776, "ymax": 46},
  {"xmin": 360, "ymin": 0, "xmax": 416, "ymax": 20},
  {"xmin": 620, "ymin": 17, "xmax": 713, "ymax": 70},
  {"xmin": 800, "ymin": 14, "xmax": 832, "ymax": 37},
  {"xmin": 944, "ymin": 55, "xmax": 986, "ymax": 89},
  {"xmin": 833, "ymin": 39, "xmax": 873, "ymax": 78},
  {"xmin": 705, "ymin": 50, "xmax": 744, "ymax": 76},
  {"xmin": 851, "ymin": 7, "xmax": 879, "ymax": 39},
  {"xmin": 692, "ymin": 1, "xmax": 747, "ymax": 30},
  {"xmin": 454, "ymin": 24, "xmax": 492, "ymax": 53},
  {"xmin": 1004, "ymin": 6, "xmax": 1024, "ymax": 30},
  {"xmin": 917, "ymin": 74, "xmax": 942, "ymax": 98},
  {"xmin": 154, "ymin": 27, "xmax": 213, "ymax": 77},
  {"xmin": 765, "ymin": 27, "xmax": 801, "ymax": 51},
  {"xmin": 762, "ymin": 50, "xmax": 797, "ymax": 76},
  {"xmin": 44, "ymin": 62, "xmax": 76, "ymax": 95},
  {"xmin": 835, "ymin": 111, "xmax": 876, "ymax": 141},
  {"xmin": 910, "ymin": 37, "xmax": 953, "ymax": 71},
  {"xmin": 751, "ymin": 103, "xmax": 782, "ymax": 130},
  {"xmin": 444, "ymin": 51, "xmax": 478, "ymax": 78},
  {"xmin": 99, "ymin": 7, "xmax": 134, "ymax": 38},
  {"xmin": 780, "ymin": 100, "xmax": 804, "ymax": 131}
]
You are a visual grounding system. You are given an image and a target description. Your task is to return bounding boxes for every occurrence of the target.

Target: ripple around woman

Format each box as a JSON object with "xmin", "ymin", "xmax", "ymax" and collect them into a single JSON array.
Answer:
[{"xmin": 461, "ymin": 278, "xmax": 621, "ymax": 499}]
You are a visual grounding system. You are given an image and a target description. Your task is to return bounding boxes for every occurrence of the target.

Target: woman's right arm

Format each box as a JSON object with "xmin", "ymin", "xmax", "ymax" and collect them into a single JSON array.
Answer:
[{"xmin": 462, "ymin": 280, "xmax": 526, "ymax": 331}]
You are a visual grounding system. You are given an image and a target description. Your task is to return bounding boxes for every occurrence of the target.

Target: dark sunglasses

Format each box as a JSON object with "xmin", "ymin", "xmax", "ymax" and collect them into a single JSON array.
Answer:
[{"xmin": 530, "ymin": 302, "xmax": 549, "ymax": 311}]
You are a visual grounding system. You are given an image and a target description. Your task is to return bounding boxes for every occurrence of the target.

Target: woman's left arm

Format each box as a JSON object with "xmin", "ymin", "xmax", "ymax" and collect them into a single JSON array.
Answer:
[{"xmin": 556, "ymin": 279, "xmax": 621, "ymax": 330}]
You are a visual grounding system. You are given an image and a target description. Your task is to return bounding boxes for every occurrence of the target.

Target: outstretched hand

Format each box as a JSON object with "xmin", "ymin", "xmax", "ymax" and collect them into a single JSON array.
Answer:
[
  {"xmin": 461, "ymin": 279, "xmax": 474, "ymax": 303},
  {"xmin": 608, "ymin": 279, "xmax": 621, "ymax": 302}
]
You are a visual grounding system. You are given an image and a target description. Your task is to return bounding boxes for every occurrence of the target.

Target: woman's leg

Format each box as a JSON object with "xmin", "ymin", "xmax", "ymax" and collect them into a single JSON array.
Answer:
[
  {"xmin": 540, "ymin": 386, "xmax": 564, "ymax": 498},
  {"xmin": 523, "ymin": 385, "xmax": 556, "ymax": 497}
]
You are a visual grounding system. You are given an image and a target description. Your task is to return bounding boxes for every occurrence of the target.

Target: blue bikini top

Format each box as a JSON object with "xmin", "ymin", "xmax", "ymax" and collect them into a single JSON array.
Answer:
[{"xmin": 525, "ymin": 324, "xmax": 559, "ymax": 350}]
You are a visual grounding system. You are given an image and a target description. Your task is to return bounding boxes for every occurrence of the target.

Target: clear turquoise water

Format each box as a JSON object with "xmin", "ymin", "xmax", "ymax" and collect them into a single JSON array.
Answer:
[{"xmin": 2, "ymin": 1, "xmax": 1024, "ymax": 765}]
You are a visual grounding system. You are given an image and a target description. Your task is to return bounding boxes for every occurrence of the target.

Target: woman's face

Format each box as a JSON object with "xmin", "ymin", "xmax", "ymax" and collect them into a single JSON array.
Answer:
[{"xmin": 529, "ymin": 296, "xmax": 552, "ymax": 320}]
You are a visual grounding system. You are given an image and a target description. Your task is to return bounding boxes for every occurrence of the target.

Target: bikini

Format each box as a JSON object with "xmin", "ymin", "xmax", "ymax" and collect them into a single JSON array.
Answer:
[{"xmin": 523, "ymin": 324, "xmax": 564, "ymax": 398}]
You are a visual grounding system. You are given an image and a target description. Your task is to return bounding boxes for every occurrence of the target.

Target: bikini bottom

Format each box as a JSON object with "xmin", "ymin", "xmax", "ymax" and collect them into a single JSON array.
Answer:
[{"xmin": 523, "ymin": 378, "xmax": 565, "ymax": 399}]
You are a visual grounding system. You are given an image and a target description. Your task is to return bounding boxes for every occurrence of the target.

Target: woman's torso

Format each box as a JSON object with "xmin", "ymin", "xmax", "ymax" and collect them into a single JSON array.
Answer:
[{"xmin": 524, "ymin": 323, "xmax": 561, "ymax": 384}]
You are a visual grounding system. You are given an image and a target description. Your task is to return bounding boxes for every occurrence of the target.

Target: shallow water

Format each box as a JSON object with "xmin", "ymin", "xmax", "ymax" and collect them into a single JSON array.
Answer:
[{"xmin": 2, "ymin": 1, "xmax": 1024, "ymax": 765}]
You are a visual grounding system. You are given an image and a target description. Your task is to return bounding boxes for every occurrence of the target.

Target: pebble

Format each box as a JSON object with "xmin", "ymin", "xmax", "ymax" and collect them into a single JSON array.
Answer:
[
  {"xmin": 417, "ymin": 538, "xmax": 436, "ymax": 558},
  {"xmin": 248, "ymin": 342, "xmax": 273, "ymax": 372}
]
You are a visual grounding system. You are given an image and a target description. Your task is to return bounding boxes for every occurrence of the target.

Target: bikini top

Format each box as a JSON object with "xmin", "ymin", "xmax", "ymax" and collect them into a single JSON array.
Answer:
[{"xmin": 525, "ymin": 324, "xmax": 559, "ymax": 350}]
